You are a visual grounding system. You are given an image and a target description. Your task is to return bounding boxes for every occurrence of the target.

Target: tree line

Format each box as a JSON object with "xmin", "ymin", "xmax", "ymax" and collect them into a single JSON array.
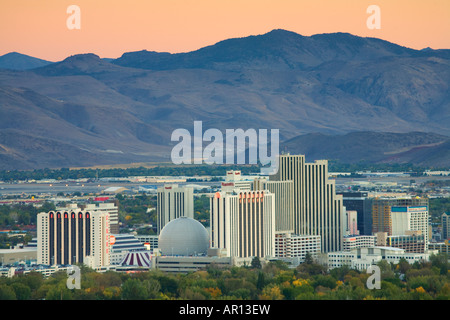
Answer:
[{"xmin": 0, "ymin": 253, "xmax": 448, "ymax": 300}]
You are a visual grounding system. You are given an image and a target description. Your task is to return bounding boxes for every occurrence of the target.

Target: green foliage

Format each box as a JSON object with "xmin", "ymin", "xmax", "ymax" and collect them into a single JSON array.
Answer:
[{"xmin": 0, "ymin": 253, "xmax": 448, "ymax": 300}]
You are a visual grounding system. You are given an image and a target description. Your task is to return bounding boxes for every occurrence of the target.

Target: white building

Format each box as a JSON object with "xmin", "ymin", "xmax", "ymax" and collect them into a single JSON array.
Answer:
[
  {"xmin": 274, "ymin": 232, "xmax": 321, "ymax": 263},
  {"xmin": 220, "ymin": 170, "xmax": 253, "ymax": 192},
  {"xmin": 271, "ymin": 154, "xmax": 345, "ymax": 252},
  {"xmin": 210, "ymin": 190, "xmax": 276, "ymax": 258},
  {"xmin": 37, "ymin": 210, "xmax": 111, "ymax": 269},
  {"xmin": 342, "ymin": 235, "xmax": 376, "ymax": 251},
  {"xmin": 253, "ymin": 178, "xmax": 295, "ymax": 233},
  {"xmin": 327, "ymin": 246, "xmax": 437, "ymax": 271},
  {"xmin": 157, "ymin": 184, "xmax": 194, "ymax": 234},
  {"xmin": 391, "ymin": 206, "xmax": 429, "ymax": 250}
]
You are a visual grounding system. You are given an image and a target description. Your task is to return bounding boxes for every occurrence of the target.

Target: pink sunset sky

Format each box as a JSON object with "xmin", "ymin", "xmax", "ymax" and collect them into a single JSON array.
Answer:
[{"xmin": 1, "ymin": 0, "xmax": 449, "ymax": 61}]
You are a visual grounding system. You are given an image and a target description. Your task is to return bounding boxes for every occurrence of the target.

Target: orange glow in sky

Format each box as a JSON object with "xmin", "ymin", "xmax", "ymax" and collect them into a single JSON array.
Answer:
[{"xmin": 1, "ymin": 0, "xmax": 449, "ymax": 61}]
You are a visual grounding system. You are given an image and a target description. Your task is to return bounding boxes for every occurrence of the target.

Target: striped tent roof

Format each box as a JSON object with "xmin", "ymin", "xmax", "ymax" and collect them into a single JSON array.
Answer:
[{"xmin": 120, "ymin": 252, "xmax": 152, "ymax": 267}]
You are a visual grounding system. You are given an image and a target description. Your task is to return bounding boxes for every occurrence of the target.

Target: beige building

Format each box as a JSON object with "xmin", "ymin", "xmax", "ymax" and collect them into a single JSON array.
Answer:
[
  {"xmin": 253, "ymin": 178, "xmax": 294, "ymax": 233},
  {"xmin": 210, "ymin": 190, "xmax": 276, "ymax": 258},
  {"xmin": 270, "ymin": 154, "xmax": 345, "ymax": 252},
  {"xmin": 37, "ymin": 210, "xmax": 111, "ymax": 269}
]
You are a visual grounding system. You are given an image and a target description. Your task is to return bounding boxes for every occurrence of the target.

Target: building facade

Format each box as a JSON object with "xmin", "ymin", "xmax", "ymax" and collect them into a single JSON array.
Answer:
[
  {"xmin": 371, "ymin": 197, "xmax": 428, "ymax": 236},
  {"xmin": 37, "ymin": 210, "xmax": 111, "ymax": 268},
  {"xmin": 209, "ymin": 190, "xmax": 276, "ymax": 258},
  {"xmin": 253, "ymin": 178, "xmax": 294, "ymax": 233},
  {"xmin": 271, "ymin": 154, "xmax": 345, "ymax": 252},
  {"xmin": 274, "ymin": 232, "xmax": 321, "ymax": 262},
  {"xmin": 157, "ymin": 184, "xmax": 194, "ymax": 234},
  {"xmin": 340, "ymin": 192, "xmax": 372, "ymax": 235}
]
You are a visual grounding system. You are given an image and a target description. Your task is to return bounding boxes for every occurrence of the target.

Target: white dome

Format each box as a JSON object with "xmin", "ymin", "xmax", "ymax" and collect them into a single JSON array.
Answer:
[{"xmin": 158, "ymin": 217, "xmax": 209, "ymax": 256}]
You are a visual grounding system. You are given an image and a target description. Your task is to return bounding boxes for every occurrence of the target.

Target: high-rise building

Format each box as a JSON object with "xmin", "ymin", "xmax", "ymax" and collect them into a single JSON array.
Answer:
[
  {"xmin": 340, "ymin": 192, "xmax": 372, "ymax": 235},
  {"xmin": 345, "ymin": 210, "xmax": 359, "ymax": 236},
  {"xmin": 442, "ymin": 213, "xmax": 450, "ymax": 240},
  {"xmin": 37, "ymin": 210, "xmax": 111, "ymax": 268},
  {"xmin": 371, "ymin": 197, "xmax": 428, "ymax": 236},
  {"xmin": 84, "ymin": 202, "xmax": 119, "ymax": 234},
  {"xmin": 253, "ymin": 178, "xmax": 294, "ymax": 233},
  {"xmin": 209, "ymin": 190, "xmax": 275, "ymax": 258},
  {"xmin": 157, "ymin": 184, "xmax": 194, "ymax": 234},
  {"xmin": 270, "ymin": 154, "xmax": 345, "ymax": 252}
]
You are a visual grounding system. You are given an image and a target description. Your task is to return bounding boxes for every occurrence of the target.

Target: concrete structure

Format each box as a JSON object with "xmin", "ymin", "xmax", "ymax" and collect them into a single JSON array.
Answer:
[
  {"xmin": 387, "ymin": 232, "xmax": 426, "ymax": 253},
  {"xmin": 428, "ymin": 241, "xmax": 450, "ymax": 255},
  {"xmin": 371, "ymin": 197, "xmax": 428, "ymax": 236},
  {"xmin": 270, "ymin": 154, "xmax": 345, "ymax": 252},
  {"xmin": 136, "ymin": 234, "xmax": 159, "ymax": 253},
  {"xmin": 157, "ymin": 184, "xmax": 194, "ymax": 234},
  {"xmin": 85, "ymin": 202, "xmax": 119, "ymax": 234},
  {"xmin": 342, "ymin": 235, "xmax": 376, "ymax": 251},
  {"xmin": 37, "ymin": 210, "xmax": 111, "ymax": 269},
  {"xmin": 391, "ymin": 206, "xmax": 429, "ymax": 243},
  {"xmin": 274, "ymin": 232, "xmax": 321, "ymax": 263},
  {"xmin": 158, "ymin": 217, "xmax": 209, "ymax": 256},
  {"xmin": 58, "ymin": 202, "xmax": 119, "ymax": 234},
  {"xmin": 0, "ymin": 248, "xmax": 37, "ymax": 266},
  {"xmin": 151, "ymin": 255, "xmax": 233, "ymax": 273},
  {"xmin": 210, "ymin": 190, "xmax": 276, "ymax": 258},
  {"xmin": 327, "ymin": 246, "xmax": 437, "ymax": 271},
  {"xmin": 253, "ymin": 178, "xmax": 294, "ymax": 233}
]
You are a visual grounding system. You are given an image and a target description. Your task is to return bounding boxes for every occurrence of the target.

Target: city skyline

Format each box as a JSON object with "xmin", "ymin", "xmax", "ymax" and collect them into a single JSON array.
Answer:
[{"xmin": 1, "ymin": 0, "xmax": 449, "ymax": 61}]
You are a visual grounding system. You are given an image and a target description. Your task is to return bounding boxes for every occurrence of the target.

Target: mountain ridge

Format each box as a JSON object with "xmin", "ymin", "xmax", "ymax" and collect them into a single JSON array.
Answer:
[{"xmin": 0, "ymin": 29, "xmax": 448, "ymax": 170}]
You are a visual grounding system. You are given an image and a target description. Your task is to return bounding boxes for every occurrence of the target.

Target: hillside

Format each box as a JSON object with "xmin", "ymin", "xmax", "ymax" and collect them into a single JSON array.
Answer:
[{"xmin": 0, "ymin": 29, "xmax": 448, "ymax": 169}]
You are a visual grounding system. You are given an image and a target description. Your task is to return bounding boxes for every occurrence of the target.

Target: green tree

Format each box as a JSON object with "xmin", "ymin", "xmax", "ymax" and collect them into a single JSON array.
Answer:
[{"xmin": 121, "ymin": 278, "xmax": 149, "ymax": 300}]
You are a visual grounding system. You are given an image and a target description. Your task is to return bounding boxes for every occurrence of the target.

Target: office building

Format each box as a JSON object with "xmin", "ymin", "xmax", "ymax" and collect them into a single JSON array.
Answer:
[
  {"xmin": 271, "ymin": 154, "xmax": 345, "ymax": 252},
  {"xmin": 37, "ymin": 210, "xmax": 111, "ymax": 269},
  {"xmin": 340, "ymin": 192, "xmax": 372, "ymax": 235},
  {"xmin": 210, "ymin": 190, "xmax": 276, "ymax": 258},
  {"xmin": 157, "ymin": 184, "xmax": 194, "ymax": 234}
]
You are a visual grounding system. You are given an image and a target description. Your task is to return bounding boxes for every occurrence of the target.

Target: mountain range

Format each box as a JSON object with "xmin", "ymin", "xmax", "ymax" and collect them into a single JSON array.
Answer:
[{"xmin": 0, "ymin": 29, "xmax": 449, "ymax": 170}]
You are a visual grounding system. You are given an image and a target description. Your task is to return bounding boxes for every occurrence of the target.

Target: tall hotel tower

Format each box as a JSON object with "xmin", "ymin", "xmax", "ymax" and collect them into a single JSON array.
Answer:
[
  {"xmin": 271, "ymin": 154, "xmax": 345, "ymax": 252},
  {"xmin": 210, "ymin": 190, "xmax": 276, "ymax": 258},
  {"xmin": 37, "ymin": 210, "xmax": 111, "ymax": 268},
  {"xmin": 157, "ymin": 184, "xmax": 194, "ymax": 234}
]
